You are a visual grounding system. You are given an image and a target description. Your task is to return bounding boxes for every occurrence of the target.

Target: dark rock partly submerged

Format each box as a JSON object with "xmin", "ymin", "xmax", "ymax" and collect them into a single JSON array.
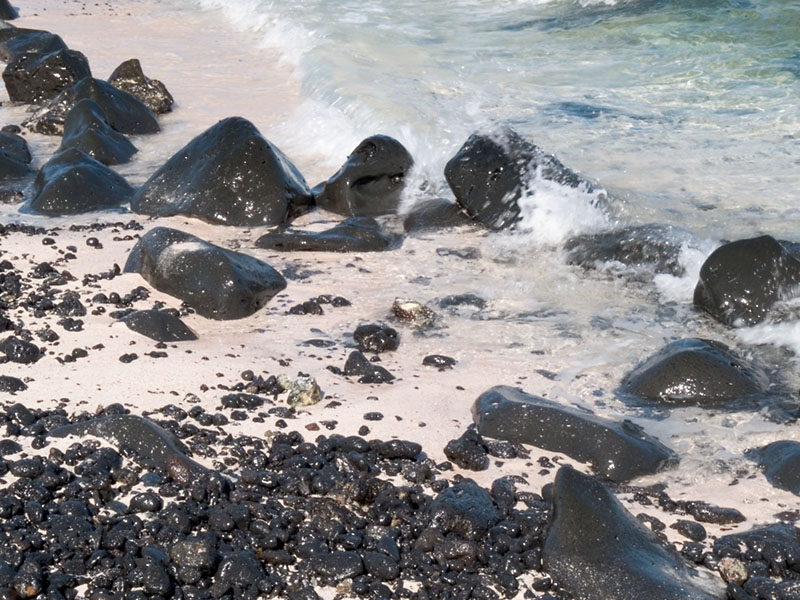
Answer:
[
  {"xmin": 746, "ymin": 440, "xmax": 800, "ymax": 495},
  {"xmin": 256, "ymin": 217, "xmax": 400, "ymax": 252},
  {"xmin": 694, "ymin": 235, "xmax": 800, "ymax": 327},
  {"xmin": 120, "ymin": 309, "xmax": 197, "ymax": 343},
  {"xmin": 444, "ymin": 128, "xmax": 584, "ymax": 230},
  {"xmin": 2, "ymin": 43, "xmax": 91, "ymax": 105},
  {"xmin": 108, "ymin": 58, "xmax": 174, "ymax": 115},
  {"xmin": 619, "ymin": 338, "xmax": 769, "ymax": 407},
  {"xmin": 29, "ymin": 148, "xmax": 134, "ymax": 215},
  {"xmin": 132, "ymin": 117, "xmax": 311, "ymax": 226},
  {"xmin": 543, "ymin": 466, "xmax": 724, "ymax": 600},
  {"xmin": 403, "ymin": 198, "xmax": 472, "ymax": 233},
  {"xmin": 124, "ymin": 226, "xmax": 287, "ymax": 320},
  {"xmin": 58, "ymin": 98, "xmax": 137, "ymax": 165},
  {"xmin": 314, "ymin": 135, "xmax": 413, "ymax": 217},
  {"xmin": 472, "ymin": 385, "xmax": 676, "ymax": 482}
]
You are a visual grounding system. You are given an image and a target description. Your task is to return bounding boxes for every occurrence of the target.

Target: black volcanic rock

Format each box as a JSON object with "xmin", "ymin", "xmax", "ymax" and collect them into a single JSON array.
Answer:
[
  {"xmin": 58, "ymin": 98, "xmax": 137, "ymax": 165},
  {"xmin": 564, "ymin": 224, "xmax": 692, "ymax": 276},
  {"xmin": 48, "ymin": 414, "xmax": 206, "ymax": 473},
  {"xmin": 429, "ymin": 480, "xmax": 500, "ymax": 540},
  {"xmin": 0, "ymin": 28, "xmax": 65, "ymax": 62},
  {"xmin": 0, "ymin": 375, "xmax": 26, "ymax": 393},
  {"xmin": 343, "ymin": 350, "xmax": 394, "ymax": 384},
  {"xmin": 131, "ymin": 117, "xmax": 311, "ymax": 226},
  {"xmin": 0, "ymin": 335, "xmax": 41, "ymax": 363},
  {"xmin": 747, "ymin": 440, "xmax": 800, "ymax": 495},
  {"xmin": 0, "ymin": 129, "xmax": 33, "ymax": 184},
  {"xmin": 3, "ymin": 45, "xmax": 91, "ymax": 104},
  {"xmin": 314, "ymin": 135, "xmax": 413, "ymax": 216},
  {"xmin": 403, "ymin": 198, "xmax": 472, "ymax": 232},
  {"xmin": 353, "ymin": 323, "xmax": 399, "ymax": 353},
  {"xmin": 29, "ymin": 148, "xmax": 134, "ymax": 215},
  {"xmin": 472, "ymin": 385, "xmax": 676, "ymax": 482},
  {"xmin": 694, "ymin": 235, "xmax": 800, "ymax": 327},
  {"xmin": 256, "ymin": 216, "xmax": 400, "ymax": 252},
  {"xmin": 0, "ymin": 0, "xmax": 18, "ymax": 19},
  {"xmin": 108, "ymin": 58, "xmax": 174, "ymax": 114},
  {"xmin": 444, "ymin": 128, "xmax": 584, "ymax": 230},
  {"xmin": 23, "ymin": 76, "xmax": 160, "ymax": 136},
  {"xmin": 120, "ymin": 309, "xmax": 197, "ymax": 342},
  {"xmin": 619, "ymin": 338, "xmax": 769, "ymax": 406},
  {"xmin": 124, "ymin": 226, "xmax": 287, "ymax": 320},
  {"xmin": 543, "ymin": 466, "xmax": 724, "ymax": 600}
]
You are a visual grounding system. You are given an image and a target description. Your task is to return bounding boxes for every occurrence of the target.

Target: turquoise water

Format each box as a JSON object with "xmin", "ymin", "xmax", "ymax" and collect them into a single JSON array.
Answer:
[{"xmin": 193, "ymin": 0, "xmax": 800, "ymax": 240}]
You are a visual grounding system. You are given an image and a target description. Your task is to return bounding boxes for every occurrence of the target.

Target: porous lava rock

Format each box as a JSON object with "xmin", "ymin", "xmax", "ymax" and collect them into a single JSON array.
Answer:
[
  {"xmin": 58, "ymin": 98, "xmax": 137, "ymax": 165},
  {"xmin": 119, "ymin": 309, "xmax": 197, "ymax": 342},
  {"xmin": 124, "ymin": 226, "xmax": 287, "ymax": 320},
  {"xmin": 353, "ymin": 323, "xmax": 399, "ymax": 353},
  {"xmin": 403, "ymin": 198, "xmax": 472, "ymax": 233},
  {"xmin": 746, "ymin": 440, "xmax": 800, "ymax": 495},
  {"xmin": 564, "ymin": 224, "xmax": 692, "ymax": 276},
  {"xmin": 694, "ymin": 235, "xmax": 800, "ymax": 327},
  {"xmin": 3, "ymin": 44, "xmax": 90, "ymax": 104},
  {"xmin": 0, "ymin": 0, "xmax": 17, "ymax": 19},
  {"xmin": 428, "ymin": 480, "xmax": 499, "ymax": 540},
  {"xmin": 131, "ymin": 117, "xmax": 311, "ymax": 226},
  {"xmin": 0, "ymin": 335, "xmax": 41, "ymax": 363},
  {"xmin": 108, "ymin": 58, "xmax": 174, "ymax": 114},
  {"xmin": 618, "ymin": 338, "xmax": 769, "ymax": 406},
  {"xmin": 444, "ymin": 128, "xmax": 584, "ymax": 230},
  {"xmin": 314, "ymin": 135, "xmax": 413, "ymax": 216},
  {"xmin": 543, "ymin": 466, "xmax": 724, "ymax": 599},
  {"xmin": 23, "ymin": 76, "xmax": 160, "ymax": 136},
  {"xmin": 0, "ymin": 374, "xmax": 26, "ymax": 393},
  {"xmin": 472, "ymin": 385, "xmax": 676, "ymax": 482},
  {"xmin": 29, "ymin": 148, "xmax": 134, "ymax": 215},
  {"xmin": 255, "ymin": 216, "xmax": 400, "ymax": 252},
  {"xmin": 48, "ymin": 414, "xmax": 207, "ymax": 473}
]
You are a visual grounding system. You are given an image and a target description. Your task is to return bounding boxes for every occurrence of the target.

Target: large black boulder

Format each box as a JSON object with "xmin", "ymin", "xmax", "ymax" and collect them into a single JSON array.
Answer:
[
  {"xmin": 131, "ymin": 117, "xmax": 312, "ymax": 226},
  {"xmin": 444, "ymin": 128, "xmax": 584, "ymax": 230},
  {"xmin": 403, "ymin": 198, "xmax": 472, "ymax": 233},
  {"xmin": 694, "ymin": 235, "xmax": 800, "ymax": 327},
  {"xmin": 543, "ymin": 466, "xmax": 724, "ymax": 600},
  {"xmin": 48, "ymin": 414, "xmax": 207, "ymax": 473},
  {"xmin": 472, "ymin": 385, "xmax": 676, "ymax": 482},
  {"xmin": 3, "ymin": 45, "xmax": 91, "ymax": 104},
  {"xmin": 29, "ymin": 148, "xmax": 134, "ymax": 215},
  {"xmin": 0, "ymin": 128, "xmax": 31, "ymax": 165},
  {"xmin": 0, "ymin": 128, "xmax": 33, "ymax": 186},
  {"xmin": 564, "ymin": 224, "xmax": 692, "ymax": 277},
  {"xmin": 108, "ymin": 58, "xmax": 174, "ymax": 114},
  {"xmin": 23, "ymin": 76, "xmax": 160, "ymax": 136},
  {"xmin": 0, "ymin": 0, "xmax": 17, "ymax": 19},
  {"xmin": 746, "ymin": 441, "xmax": 800, "ymax": 495},
  {"xmin": 119, "ymin": 309, "xmax": 197, "ymax": 342},
  {"xmin": 314, "ymin": 135, "xmax": 413, "ymax": 216},
  {"xmin": 428, "ymin": 480, "xmax": 500, "ymax": 540},
  {"xmin": 255, "ymin": 216, "xmax": 400, "ymax": 252},
  {"xmin": 0, "ymin": 28, "xmax": 65, "ymax": 62},
  {"xmin": 124, "ymin": 226, "xmax": 287, "ymax": 320},
  {"xmin": 618, "ymin": 338, "xmax": 769, "ymax": 407},
  {"xmin": 58, "ymin": 98, "xmax": 137, "ymax": 165}
]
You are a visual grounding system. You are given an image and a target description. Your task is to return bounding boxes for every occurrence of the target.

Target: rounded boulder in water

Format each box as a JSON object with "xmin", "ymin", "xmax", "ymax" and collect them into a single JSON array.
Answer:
[
  {"xmin": 746, "ymin": 440, "xmax": 800, "ymax": 495},
  {"xmin": 124, "ymin": 226, "xmax": 287, "ymax": 320},
  {"xmin": 403, "ymin": 198, "xmax": 472, "ymax": 233},
  {"xmin": 0, "ymin": 28, "xmax": 66, "ymax": 63},
  {"xmin": 0, "ymin": 129, "xmax": 34, "ymax": 185},
  {"xmin": 619, "ymin": 338, "xmax": 769, "ymax": 406},
  {"xmin": 255, "ymin": 216, "xmax": 400, "ymax": 252},
  {"xmin": 59, "ymin": 99, "xmax": 137, "ymax": 165},
  {"xmin": 543, "ymin": 466, "xmax": 725, "ymax": 600},
  {"xmin": 314, "ymin": 135, "xmax": 413, "ymax": 216},
  {"xmin": 108, "ymin": 58, "xmax": 174, "ymax": 115},
  {"xmin": 694, "ymin": 235, "xmax": 800, "ymax": 327},
  {"xmin": 2, "ymin": 45, "xmax": 91, "ymax": 105},
  {"xmin": 131, "ymin": 117, "xmax": 312, "ymax": 226},
  {"xmin": 120, "ymin": 309, "xmax": 197, "ymax": 342},
  {"xmin": 29, "ymin": 148, "xmax": 134, "ymax": 215}
]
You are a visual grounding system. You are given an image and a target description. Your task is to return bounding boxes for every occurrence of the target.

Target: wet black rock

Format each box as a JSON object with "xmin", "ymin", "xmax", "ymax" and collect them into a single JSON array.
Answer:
[
  {"xmin": 472, "ymin": 385, "xmax": 677, "ymax": 482},
  {"xmin": 429, "ymin": 480, "xmax": 500, "ymax": 540},
  {"xmin": 422, "ymin": 354, "xmax": 457, "ymax": 370},
  {"xmin": 58, "ymin": 98, "xmax": 137, "ymax": 165},
  {"xmin": 0, "ymin": 28, "xmax": 65, "ymax": 62},
  {"xmin": 29, "ymin": 148, "xmax": 134, "ymax": 215},
  {"xmin": 444, "ymin": 128, "xmax": 585, "ymax": 230},
  {"xmin": 0, "ymin": 0, "xmax": 17, "ymax": 19},
  {"xmin": 170, "ymin": 537, "xmax": 219, "ymax": 572},
  {"xmin": 3, "ymin": 42, "xmax": 91, "ymax": 104},
  {"xmin": 403, "ymin": 198, "xmax": 472, "ymax": 232},
  {"xmin": 564, "ymin": 224, "xmax": 693, "ymax": 277},
  {"xmin": 314, "ymin": 135, "xmax": 413, "ymax": 216},
  {"xmin": 108, "ymin": 58, "xmax": 174, "ymax": 114},
  {"xmin": 618, "ymin": 338, "xmax": 769, "ymax": 407},
  {"xmin": 747, "ymin": 440, "xmax": 800, "ymax": 495},
  {"xmin": 129, "ymin": 491, "xmax": 163, "ymax": 513},
  {"xmin": 0, "ymin": 129, "xmax": 34, "ymax": 190},
  {"xmin": 208, "ymin": 550, "xmax": 268, "ymax": 597},
  {"xmin": 694, "ymin": 235, "xmax": 800, "ymax": 327},
  {"xmin": 23, "ymin": 76, "xmax": 160, "ymax": 136},
  {"xmin": 343, "ymin": 350, "xmax": 395, "ymax": 384},
  {"xmin": 714, "ymin": 523, "xmax": 800, "ymax": 571},
  {"xmin": 120, "ymin": 309, "xmax": 197, "ymax": 342},
  {"xmin": 353, "ymin": 323, "xmax": 399, "ymax": 353},
  {"xmin": 310, "ymin": 550, "xmax": 364, "ymax": 584},
  {"xmin": 48, "ymin": 414, "xmax": 207, "ymax": 473},
  {"xmin": 0, "ymin": 335, "xmax": 41, "ymax": 363},
  {"xmin": 131, "ymin": 117, "xmax": 311, "ymax": 226},
  {"xmin": 683, "ymin": 500, "xmax": 745, "ymax": 525},
  {"xmin": 444, "ymin": 426, "xmax": 488, "ymax": 471},
  {"xmin": 672, "ymin": 519, "xmax": 707, "ymax": 542},
  {"xmin": 0, "ymin": 439, "xmax": 22, "ymax": 456},
  {"xmin": 124, "ymin": 226, "xmax": 287, "ymax": 320},
  {"xmin": 543, "ymin": 466, "xmax": 724, "ymax": 600},
  {"xmin": 256, "ymin": 216, "xmax": 400, "ymax": 252},
  {"xmin": 0, "ymin": 375, "xmax": 26, "ymax": 394}
]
